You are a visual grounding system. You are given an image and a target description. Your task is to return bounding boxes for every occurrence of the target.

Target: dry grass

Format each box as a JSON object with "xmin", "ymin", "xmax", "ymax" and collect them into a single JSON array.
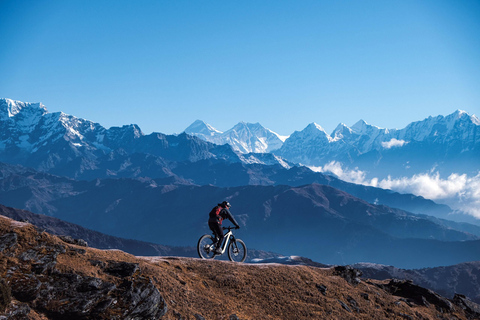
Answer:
[{"xmin": 0, "ymin": 215, "xmax": 473, "ymax": 320}]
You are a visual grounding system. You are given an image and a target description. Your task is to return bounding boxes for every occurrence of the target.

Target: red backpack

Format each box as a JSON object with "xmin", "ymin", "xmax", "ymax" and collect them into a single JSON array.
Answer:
[{"xmin": 209, "ymin": 206, "xmax": 223, "ymax": 221}]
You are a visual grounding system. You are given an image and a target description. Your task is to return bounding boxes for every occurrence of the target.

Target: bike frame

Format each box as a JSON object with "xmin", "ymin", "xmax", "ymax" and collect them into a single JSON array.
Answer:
[{"xmin": 217, "ymin": 228, "xmax": 235, "ymax": 255}]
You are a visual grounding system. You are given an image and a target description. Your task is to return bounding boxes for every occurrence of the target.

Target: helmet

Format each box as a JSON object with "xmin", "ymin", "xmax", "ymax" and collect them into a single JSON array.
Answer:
[{"xmin": 221, "ymin": 201, "xmax": 231, "ymax": 208}]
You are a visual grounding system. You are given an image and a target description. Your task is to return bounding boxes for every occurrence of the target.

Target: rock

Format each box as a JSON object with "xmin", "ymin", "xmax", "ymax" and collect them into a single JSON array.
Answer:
[
  {"xmin": 347, "ymin": 295, "xmax": 360, "ymax": 312},
  {"xmin": 333, "ymin": 266, "xmax": 362, "ymax": 286},
  {"xmin": 453, "ymin": 294, "xmax": 480, "ymax": 319},
  {"xmin": 116, "ymin": 277, "xmax": 167, "ymax": 319},
  {"xmin": 337, "ymin": 299, "xmax": 351, "ymax": 312},
  {"xmin": 381, "ymin": 279, "xmax": 453, "ymax": 313},
  {"xmin": 316, "ymin": 284, "xmax": 327, "ymax": 296},
  {"xmin": 19, "ymin": 271, "xmax": 168, "ymax": 320},
  {"xmin": 89, "ymin": 259, "xmax": 106, "ymax": 268},
  {"xmin": 0, "ymin": 233, "xmax": 17, "ymax": 253},
  {"xmin": 0, "ymin": 278, "xmax": 11, "ymax": 312},
  {"xmin": 58, "ymin": 235, "xmax": 88, "ymax": 247},
  {"xmin": 10, "ymin": 274, "xmax": 41, "ymax": 302},
  {"xmin": 105, "ymin": 261, "xmax": 139, "ymax": 278},
  {"xmin": 18, "ymin": 243, "xmax": 65, "ymax": 275},
  {"xmin": 2, "ymin": 302, "xmax": 31, "ymax": 319}
]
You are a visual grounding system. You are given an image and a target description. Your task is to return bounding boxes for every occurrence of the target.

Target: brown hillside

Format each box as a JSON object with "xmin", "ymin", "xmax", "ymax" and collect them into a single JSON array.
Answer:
[{"xmin": 0, "ymin": 215, "xmax": 478, "ymax": 320}]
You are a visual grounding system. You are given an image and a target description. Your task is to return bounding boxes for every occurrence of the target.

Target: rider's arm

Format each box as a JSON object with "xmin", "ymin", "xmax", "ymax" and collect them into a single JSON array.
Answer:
[{"xmin": 224, "ymin": 208, "xmax": 240, "ymax": 228}]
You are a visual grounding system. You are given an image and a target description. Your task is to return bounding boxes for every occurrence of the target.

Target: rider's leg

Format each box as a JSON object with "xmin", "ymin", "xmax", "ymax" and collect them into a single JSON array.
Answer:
[{"xmin": 209, "ymin": 222, "xmax": 224, "ymax": 253}]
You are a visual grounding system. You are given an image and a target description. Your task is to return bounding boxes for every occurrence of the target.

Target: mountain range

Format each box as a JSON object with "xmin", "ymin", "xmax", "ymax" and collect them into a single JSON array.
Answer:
[
  {"xmin": 185, "ymin": 120, "xmax": 287, "ymax": 153},
  {"xmin": 0, "ymin": 162, "xmax": 479, "ymax": 268},
  {"xmin": 185, "ymin": 110, "xmax": 480, "ymax": 179},
  {"xmin": 1, "ymin": 98, "xmax": 469, "ymax": 223},
  {"xmin": 0, "ymin": 98, "xmax": 479, "ymax": 268}
]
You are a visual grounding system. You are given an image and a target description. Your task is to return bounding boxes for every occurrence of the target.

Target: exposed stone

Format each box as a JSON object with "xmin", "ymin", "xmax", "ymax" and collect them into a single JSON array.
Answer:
[
  {"xmin": 381, "ymin": 279, "xmax": 453, "ymax": 313},
  {"xmin": 2, "ymin": 301, "xmax": 31, "ymax": 319},
  {"xmin": 347, "ymin": 295, "xmax": 360, "ymax": 312},
  {"xmin": 58, "ymin": 235, "xmax": 88, "ymax": 247},
  {"xmin": 316, "ymin": 284, "xmax": 327, "ymax": 296},
  {"xmin": 116, "ymin": 277, "xmax": 167, "ymax": 319},
  {"xmin": 333, "ymin": 266, "xmax": 362, "ymax": 286},
  {"xmin": 0, "ymin": 278, "xmax": 11, "ymax": 313},
  {"xmin": 10, "ymin": 274, "xmax": 41, "ymax": 302},
  {"xmin": 89, "ymin": 259, "xmax": 106, "ymax": 268},
  {"xmin": 0, "ymin": 233, "xmax": 17, "ymax": 253},
  {"xmin": 453, "ymin": 294, "xmax": 480, "ymax": 319},
  {"xmin": 338, "ymin": 299, "xmax": 351, "ymax": 312},
  {"xmin": 105, "ymin": 261, "xmax": 139, "ymax": 278},
  {"xmin": 361, "ymin": 293, "xmax": 369, "ymax": 300}
]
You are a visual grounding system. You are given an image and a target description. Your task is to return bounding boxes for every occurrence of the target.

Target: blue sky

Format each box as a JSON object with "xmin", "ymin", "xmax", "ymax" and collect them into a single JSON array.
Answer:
[{"xmin": 1, "ymin": 0, "xmax": 479, "ymax": 135}]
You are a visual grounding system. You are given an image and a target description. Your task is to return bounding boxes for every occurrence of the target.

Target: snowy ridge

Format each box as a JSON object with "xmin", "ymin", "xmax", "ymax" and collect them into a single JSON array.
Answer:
[
  {"xmin": 0, "ymin": 98, "xmax": 117, "ymax": 154},
  {"xmin": 0, "ymin": 99, "xmax": 292, "ymax": 170},
  {"xmin": 185, "ymin": 120, "xmax": 286, "ymax": 153},
  {"xmin": 275, "ymin": 110, "xmax": 479, "ymax": 170}
]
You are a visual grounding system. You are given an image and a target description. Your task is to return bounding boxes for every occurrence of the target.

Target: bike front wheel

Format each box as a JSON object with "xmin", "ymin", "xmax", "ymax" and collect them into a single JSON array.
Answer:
[
  {"xmin": 228, "ymin": 239, "xmax": 247, "ymax": 262},
  {"xmin": 197, "ymin": 234, "xmax": 216, "ymax": 259}
]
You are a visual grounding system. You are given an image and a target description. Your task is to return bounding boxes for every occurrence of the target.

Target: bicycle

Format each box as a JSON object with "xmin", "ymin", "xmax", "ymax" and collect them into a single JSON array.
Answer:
[{"xmin": 197, "ymin": 226, "xmax": 247, "ymax": 262}]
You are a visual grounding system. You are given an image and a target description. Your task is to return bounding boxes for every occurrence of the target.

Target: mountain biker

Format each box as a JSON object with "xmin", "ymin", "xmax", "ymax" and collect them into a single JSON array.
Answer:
[{"xmin": 208, "ymin": 201, "xmax": 240, "ymax": 254}]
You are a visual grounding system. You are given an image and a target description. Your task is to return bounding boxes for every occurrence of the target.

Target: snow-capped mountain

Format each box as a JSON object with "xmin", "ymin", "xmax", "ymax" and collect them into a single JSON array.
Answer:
[
  {"xmin": 275, "ymin": 110, "xmax": 479, "ymax": 178},
  {"xmin": 184, "ymin": 119, "xmax": 222, "ymax": 139},
  {"xmin": 0, "ymin": 99, "xmax": 294, "ymax": 178},
  {"xmin": 0, "ymin": 99, "xmax": 226, "ymax": 175},
  {"xmin": 185, "ymin": 120, "xmax": 287, "ymax": 153}
]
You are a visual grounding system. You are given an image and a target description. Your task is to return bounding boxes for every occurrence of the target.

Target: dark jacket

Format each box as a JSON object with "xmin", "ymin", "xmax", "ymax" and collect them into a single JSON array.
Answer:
[{"xmin": 208, "ymin": 205, "xmax": 240, "ymax": 227}]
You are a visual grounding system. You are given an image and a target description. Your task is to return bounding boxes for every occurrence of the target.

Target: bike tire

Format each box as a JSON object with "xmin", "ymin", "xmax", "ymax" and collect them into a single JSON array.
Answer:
[
  {"xmin": 228, "ymin": 239, "xmax": 247, "ymax": 262},
  {"xmin": 197, "ymin": 234, "xmax": 216, "ymax": 259}
]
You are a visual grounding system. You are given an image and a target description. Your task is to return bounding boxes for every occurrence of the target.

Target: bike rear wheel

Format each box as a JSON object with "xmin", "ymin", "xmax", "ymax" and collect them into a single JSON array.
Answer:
[
  {"xmin": 197, "ymin": 234, "xmax": 216, "ymax": 259},
  {"xmin": 228, "ymin": 239, "xmax": 247, "ymax": 262}
]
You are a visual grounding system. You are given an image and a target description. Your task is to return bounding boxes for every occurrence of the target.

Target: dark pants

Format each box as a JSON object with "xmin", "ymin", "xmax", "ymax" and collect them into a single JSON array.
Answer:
[{"xmin": 208, "ymin": 221, "xmax": 223, "ymax": 249}]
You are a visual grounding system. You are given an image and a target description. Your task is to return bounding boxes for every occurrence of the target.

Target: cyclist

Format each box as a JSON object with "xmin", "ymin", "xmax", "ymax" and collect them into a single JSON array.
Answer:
[{"xmin": 208, "ymin": 201, "xmax": 240, "ymax": 254}]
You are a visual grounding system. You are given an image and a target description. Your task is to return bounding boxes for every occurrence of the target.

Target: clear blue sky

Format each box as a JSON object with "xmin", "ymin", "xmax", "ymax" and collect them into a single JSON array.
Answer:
[{"xmin": 1, "ymin": 0, "xmax": 479, "ymax": 135}]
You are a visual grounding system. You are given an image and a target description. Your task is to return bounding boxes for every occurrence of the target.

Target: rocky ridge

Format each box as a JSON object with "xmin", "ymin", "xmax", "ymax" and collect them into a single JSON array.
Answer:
[{"xmin": 1, "ymin": 215, "xmax": 480, "ymax": 319}]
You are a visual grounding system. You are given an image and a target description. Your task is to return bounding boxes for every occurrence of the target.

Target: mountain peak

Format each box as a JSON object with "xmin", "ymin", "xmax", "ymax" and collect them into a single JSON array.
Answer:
[
  {"xmin": 305, "ymin": 122, "xmax": 327, "ymax": 133},
  {"xmin": 351, "ymin": 119, "xmax": 383, "ymax": 134},
  {"xmin": 332, "ymin": 123, "xmax": 353, "ymax": 139},
  {"xmin": 185, "ymin": 120, "xmax": 222, "ymax": 137},
  {"xmin": 449, "ymin": 109, "xmax": 479, "ymax": 124},
  {"xmin": 0, "ymin": 98, "xmax": 48, "ymax": 121}
]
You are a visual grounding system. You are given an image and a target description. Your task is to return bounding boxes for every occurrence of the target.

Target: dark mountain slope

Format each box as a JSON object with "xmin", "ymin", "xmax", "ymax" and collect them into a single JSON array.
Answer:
[
  {"xmin": 0, "ymin": 204, "xmax": 276, "ymax": 261},
  {"xmin": 0, "ymin": 166, "xmax": 478, "ymax": 268},
  {"xmin": 354, "ymin": 261, "xmax": 480, "ymax": 304}
]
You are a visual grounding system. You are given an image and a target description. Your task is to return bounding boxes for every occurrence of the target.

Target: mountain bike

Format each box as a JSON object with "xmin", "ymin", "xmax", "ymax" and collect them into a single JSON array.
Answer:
[{"xmin": 197, "ymin": 226, "xmax": 247, "ymax": 262}]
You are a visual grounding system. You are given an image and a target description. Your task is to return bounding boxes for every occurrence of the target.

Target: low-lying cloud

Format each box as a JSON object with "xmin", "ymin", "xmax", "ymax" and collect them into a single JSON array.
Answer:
[
  {"xmin": 381, "ymin": 138, "xmax": 408, "ymax": 149},
  {"xmin": 310, "ymin": 161, "xmax": 480, "ymax": 219}
]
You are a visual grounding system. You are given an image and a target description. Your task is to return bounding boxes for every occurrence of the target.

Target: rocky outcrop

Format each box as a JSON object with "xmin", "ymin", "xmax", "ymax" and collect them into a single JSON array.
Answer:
[
  {"xmin": 333, "ymin": 265, "xmax": 362, "ymax": 286},
  {"xmin": 0, "ymin": 217, "xmax": 167, "ymax": 319},
  {"xmin": 355, "ymin": 261, "xmax": 480, "ymax": 304},
  {"xmin": 454, "ymin": 294, "xmax": 480, "ymax": 320},
  {"xmin": 379, "ymin": 279, "xmax": 454, "ymax": 312},
  {"xmin": 0, "ymin": 279, "xmax": 10, "ymax": 313}
]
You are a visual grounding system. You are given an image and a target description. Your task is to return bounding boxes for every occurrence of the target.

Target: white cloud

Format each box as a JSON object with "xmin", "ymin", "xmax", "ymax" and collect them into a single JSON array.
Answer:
[
  {"xmin": 381, "ymin": 138, "xmax": 408, "ymax": 149},
  {"xmin": 310, "ymin": 161, "xmax": 480, "ymax": 219},
  {"xmin": 310, "ymin": 161, "xmax": 367, "ymax": 185}
]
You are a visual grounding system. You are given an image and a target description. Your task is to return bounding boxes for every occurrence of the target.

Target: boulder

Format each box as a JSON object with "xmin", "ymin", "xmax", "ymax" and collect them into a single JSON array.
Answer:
[
  {"xmin": 333, "ymin": 266, "xmax": 362, "ymax": 286},
  {"xmin": 453, "ymin": 294, "xmax": 480, "ymax": 319},
  {"xmin": 381, "ymin": 279, "xmax": 453, "ymax": 313}
]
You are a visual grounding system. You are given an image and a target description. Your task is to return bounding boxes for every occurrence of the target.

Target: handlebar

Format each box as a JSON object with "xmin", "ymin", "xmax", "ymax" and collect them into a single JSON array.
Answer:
[{"xmin": 222, "ymin": 226, "xmax": 240, "ymax": 230}]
